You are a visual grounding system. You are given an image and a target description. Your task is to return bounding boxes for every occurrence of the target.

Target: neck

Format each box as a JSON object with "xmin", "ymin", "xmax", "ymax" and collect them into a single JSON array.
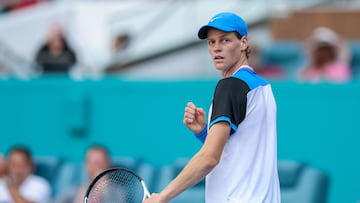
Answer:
[{"xmin": 222, "ymin": 57, "xmax": 249, "ymax": 78}]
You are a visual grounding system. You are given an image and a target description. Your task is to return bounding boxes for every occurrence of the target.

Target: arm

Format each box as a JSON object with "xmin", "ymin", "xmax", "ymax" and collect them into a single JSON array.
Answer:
[
  {"xmin": 143, "ymin": 121, "xmax": 231, "ymax": 203},
  {"xmin": 7, "ymin": 183, "xmax": 35, "ymax": 203},
  {"xmin": 7, "ymin": 175, "xmax": 51, "ymax": 203}
]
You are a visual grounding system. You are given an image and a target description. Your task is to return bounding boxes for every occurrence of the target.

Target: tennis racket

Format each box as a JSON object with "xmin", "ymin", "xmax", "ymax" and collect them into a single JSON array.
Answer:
[{"xmin": 83, "ymin": 167, "xmax": 151, "ymax": 203}]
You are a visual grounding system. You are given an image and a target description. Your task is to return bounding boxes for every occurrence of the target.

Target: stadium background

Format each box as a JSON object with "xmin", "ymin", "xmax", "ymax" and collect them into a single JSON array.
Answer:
[{"xmin": 0, "ymin": 0, "xmax": 359, "ymax": 203}]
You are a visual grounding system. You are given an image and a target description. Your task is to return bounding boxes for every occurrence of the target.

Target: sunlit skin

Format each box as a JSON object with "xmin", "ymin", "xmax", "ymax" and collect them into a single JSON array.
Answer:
[
  {"xmin": 7, "ymin": 151, "xmax": 33, "ymax": 186},
  {"xmin": 46, "ymin": 23, "xmax": 66, "ymax": 56},
  {"xmin": 0, "ymin": 154, "xmax": 6, "ymax": 178},
  {"xmin": 312, "ymin": 45, "xmax": 336, "ymax": 69},
  {"xmin": 85, "ymin": 148, "xmax": 111, "ymax": 179},
  {"xmin": 207, "ymin": 29, "xmax": 249, "ymax": 78}
]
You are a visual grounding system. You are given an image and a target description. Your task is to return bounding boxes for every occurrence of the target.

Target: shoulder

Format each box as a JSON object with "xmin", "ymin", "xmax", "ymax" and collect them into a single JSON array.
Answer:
[
  {"xmin": 24, "ymin": 174, "xmax": 51, "ymax": 190},
  {"xmin": 329, "ymin": 60, "xmax": 350, "ymax": 70},
  {"xmin": 233, "ymin": 68, "xmax": 269, "ymax": 90},
  {"xmin": 216, "ymin": 68, "xmax": 269, "ymax": 92},
  {"xmin": 0, "ymin": 178, "xmax": 6, "ymax": 188},
  {"xmin": 215, "ymin": 77, "xmax": 250, "ymax": 96}
]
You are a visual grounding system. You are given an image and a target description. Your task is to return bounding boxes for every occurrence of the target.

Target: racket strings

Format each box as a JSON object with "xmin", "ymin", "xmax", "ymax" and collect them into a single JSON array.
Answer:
[{"xmin": 87, "ymin": 170, "xmax": 145, "ymax": 203}]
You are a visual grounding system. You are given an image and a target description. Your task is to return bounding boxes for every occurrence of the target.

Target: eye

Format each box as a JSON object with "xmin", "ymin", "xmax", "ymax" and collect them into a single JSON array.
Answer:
[
  {"xmin": 207, "ymin": 40, "xmax": 215, "ymax": 46},
  {"xmin": 222, "ymin": 39, "xmax": 230, "ymax": 43}
]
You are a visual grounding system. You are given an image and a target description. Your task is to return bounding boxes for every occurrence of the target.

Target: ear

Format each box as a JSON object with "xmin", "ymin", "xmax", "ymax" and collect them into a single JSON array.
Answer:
[{"xmin": 240, "ymin": 36, "xmax": 248, "ymax": 50}]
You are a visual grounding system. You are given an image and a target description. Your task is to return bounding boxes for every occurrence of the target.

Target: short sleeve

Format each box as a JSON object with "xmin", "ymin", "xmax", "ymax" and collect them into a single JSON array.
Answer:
[{"xmin": 210, "ymin": 77, "xmax": 250, "ymax": 133}]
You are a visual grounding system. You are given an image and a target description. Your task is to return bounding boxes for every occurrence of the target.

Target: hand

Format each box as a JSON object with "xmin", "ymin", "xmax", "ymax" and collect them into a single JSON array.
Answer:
[
  {"xmin": 143, "ymin": 193, "xmax": 167, "ymax": 203},
  {"xmin": 183, "ymin": 102, "xmax": 206, "ymax": 134}
]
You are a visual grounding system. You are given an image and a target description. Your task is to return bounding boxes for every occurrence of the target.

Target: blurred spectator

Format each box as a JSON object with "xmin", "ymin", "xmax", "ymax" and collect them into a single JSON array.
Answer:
[
  {"xmin": 55, "ymin": 144, "xmax": 111, "ymax": 203},
  {"xmin": 111, "ymin": 33, "xmax": 130, "ymax": 53},
  {"xmin": 0, "ymin": 145, "xmax": 51, "ymax": 203},
  {"xmin": 297, "ymin": 27, "xmax": 351, "ymax": 83},
  {"xmin": 1, "ymin": 0, "xmax": 46, "ymax": 13},
  {"xmin": 249, "ymin": 43, "xmax": 286, "ymax": 80},
  {"xmin": 35, "ymin": 22, "xmax": 77, "ymax": 74},
  {"xmin": 0, "ymin": 153, "xmax": 6, "ymax": 179},
  {"xmin": 0, "ymin": 60, "xmax": 5, "ymax": 77}
]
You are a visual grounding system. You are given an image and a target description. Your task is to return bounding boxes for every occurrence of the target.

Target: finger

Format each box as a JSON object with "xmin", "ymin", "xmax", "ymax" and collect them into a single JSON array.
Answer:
[
  {"xmin": 183, "ymin": 116, "xmax": 194, "ymax": 124},
  {"xmin": 196, "ymin": 108, "xmax": 206, "ymax": 116},
  {"xmin": 184, "ymin": 111, "xmax": 195, "ymax": 119},
  {"xmin": 187, "ymin": 102, "xmax": 196, "ymax": 109},
  {"xmin": 185, "ymin": 107, "xmax": 196, "ymax": 116}
]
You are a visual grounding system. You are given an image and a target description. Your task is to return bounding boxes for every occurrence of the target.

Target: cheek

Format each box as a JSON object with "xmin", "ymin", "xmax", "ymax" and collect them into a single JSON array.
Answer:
[
  {"xmin": 208, "ymin": 47, "xmax": 214, "ymax": 56},
  {"xmin": 226, "ymin": 48, "xmax": 240, "ymax": 62}
]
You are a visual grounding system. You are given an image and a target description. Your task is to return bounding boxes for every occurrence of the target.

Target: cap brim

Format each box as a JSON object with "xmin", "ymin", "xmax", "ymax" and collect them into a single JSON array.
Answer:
[
  {"xmin": 197, "ymin": 24, "xmax": 238, "ymax": 39},
  {"xmin": 198, "ymin": 25, "xmax": 211, "ymax": 39}
]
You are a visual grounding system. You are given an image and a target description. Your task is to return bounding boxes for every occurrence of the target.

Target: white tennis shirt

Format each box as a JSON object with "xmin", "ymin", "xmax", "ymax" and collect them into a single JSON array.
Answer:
[
  {"xmin": 204, "ymin": 66, "xmax": 280, "ymax": 203},
  {"xmin": 0, "ymin": 174, "xmax": 51, "ymax": 203}
]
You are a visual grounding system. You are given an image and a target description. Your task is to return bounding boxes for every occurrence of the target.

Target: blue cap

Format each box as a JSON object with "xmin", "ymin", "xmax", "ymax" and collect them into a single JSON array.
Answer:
[{"xmin": 198, "ymin": 12, "xmax": 248, "ymax": 39}]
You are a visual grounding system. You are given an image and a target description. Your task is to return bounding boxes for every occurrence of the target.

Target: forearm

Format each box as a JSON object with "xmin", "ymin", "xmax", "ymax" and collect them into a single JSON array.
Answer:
[
  {"xmin": 8, "ymin": 187, "xmax": 34, "ymax": 203},
  {"xmin": 159, "ymin": 152, "xmax": 217, "ymax": 201}
]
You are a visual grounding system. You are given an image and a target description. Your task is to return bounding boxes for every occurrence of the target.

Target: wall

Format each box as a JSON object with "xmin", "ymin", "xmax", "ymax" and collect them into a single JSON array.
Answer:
[
  {"xmin": 0, "ymin": 76, "xmax": 359, "ymax": 203},
  {"xmin": 270, "ymin": 8, "xmax": 360, "ymax": 40}
]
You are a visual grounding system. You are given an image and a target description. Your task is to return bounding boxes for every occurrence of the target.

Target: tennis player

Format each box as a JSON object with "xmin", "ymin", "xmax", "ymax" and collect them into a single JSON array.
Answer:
[{"xmin": 144, "ymin": 12, "xmax": 280, "ymax": 203}]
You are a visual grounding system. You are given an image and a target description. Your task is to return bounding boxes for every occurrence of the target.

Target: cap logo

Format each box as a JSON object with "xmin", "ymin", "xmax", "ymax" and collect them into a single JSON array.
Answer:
[{"xmin": 209, "ymin": 16, "xmax": 222, "ymax": 22}]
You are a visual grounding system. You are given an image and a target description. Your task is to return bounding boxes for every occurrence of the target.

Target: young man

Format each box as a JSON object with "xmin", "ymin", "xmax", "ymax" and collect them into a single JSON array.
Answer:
[
  {"xmin": 143, "ymin": 12, "xmax": 280, "ymax": 203},
  {"xmin": 0, "ymin": 146, "xmax": 51, "ymax": 203}
]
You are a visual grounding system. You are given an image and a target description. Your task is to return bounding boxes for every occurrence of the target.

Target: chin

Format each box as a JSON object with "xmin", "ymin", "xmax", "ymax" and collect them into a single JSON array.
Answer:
[{"xmin": 214, "ymin": 64, "xmax": 224, "ymax": 70}]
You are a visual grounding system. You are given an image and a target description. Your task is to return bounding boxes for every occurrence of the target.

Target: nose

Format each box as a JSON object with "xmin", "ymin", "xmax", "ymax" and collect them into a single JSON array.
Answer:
[{"xmin": 212, "ymin": 42, "xmax": 221, "ymax": 53}]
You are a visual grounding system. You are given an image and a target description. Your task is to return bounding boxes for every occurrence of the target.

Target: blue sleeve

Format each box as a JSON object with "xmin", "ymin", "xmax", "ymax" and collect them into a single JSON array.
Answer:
[{"xmin": 194, "ymin": 125, "xmax": 207, "ymax": 143}]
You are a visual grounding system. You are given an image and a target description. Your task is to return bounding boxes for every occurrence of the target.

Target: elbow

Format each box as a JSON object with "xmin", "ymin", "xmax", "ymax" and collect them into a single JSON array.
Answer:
[{"xmin": 203, "ymin": 155, "xmax": 219, "ymax": 171}]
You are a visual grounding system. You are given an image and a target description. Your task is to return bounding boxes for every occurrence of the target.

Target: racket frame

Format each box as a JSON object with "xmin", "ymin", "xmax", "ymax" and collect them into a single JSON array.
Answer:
[{"xmin": 83, "ymin": 167, "xmax": 151, "ymax": 203}]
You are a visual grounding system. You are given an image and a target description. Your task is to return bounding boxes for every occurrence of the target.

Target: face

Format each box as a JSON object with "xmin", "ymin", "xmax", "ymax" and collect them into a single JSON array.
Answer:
[
  {"xmin": 85, "ymin": 148, "xmax": 111, "ymax": 179},
  {"xmin": 207, "ymin": 29, "xmax": 248, "ymax": 77},
  {"xmin": 48, "ymin": 25, "xmax": 65, "ymax": 53},
  {"xmin": 313, "ymin": 44, "xmax": 336, "ymax": 67},
  {"xmin": 48, "ymin": 34, "xmax": 65, "ymax": 54},
  {"xmin": 0, "ymin": 154, "xmax": 6, "ymax": 176},
  {"xmin": 7, "ymin": 151, "xmax": 32, "ymax": 185}
]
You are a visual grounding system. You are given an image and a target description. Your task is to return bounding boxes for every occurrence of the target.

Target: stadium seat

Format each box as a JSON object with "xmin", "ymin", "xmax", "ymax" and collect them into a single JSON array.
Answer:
[
  {"xmin": 112, "ymin": 156, "xmax": 158, "ymax": 191},
  {"xmin": 262, "ymin": 41, "xmax": 306, "ymax": 77},
  {"xmin": 112, "ymin": 156, "xmax": 144, "ymax": 171},
  {"xmin": 33, "ymin": 156, "xmax": 65, "ymax": 198},
  {"xmin": 349, "ymin": 41, "xmax": 360, "ymax": 78},
  {"xmin": 278, "ymin": 160, "xmax": 329, "ymax": 203},
  {"xmin": 155, "ymin": 158, "xmax": 205, "ymax": 203},
  {"xmin": 56, "ymin": 161, "xmax": 84, "ymax": 192},
  {"xmin": 53, "ymin": 161, "xmax": 87, "ymax": 203}
]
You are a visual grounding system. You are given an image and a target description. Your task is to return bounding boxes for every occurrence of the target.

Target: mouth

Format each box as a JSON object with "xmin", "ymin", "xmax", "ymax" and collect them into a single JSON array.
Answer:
[{"xmin": 214, "ymin": 55, "xmax": 224, "ymax": 62}]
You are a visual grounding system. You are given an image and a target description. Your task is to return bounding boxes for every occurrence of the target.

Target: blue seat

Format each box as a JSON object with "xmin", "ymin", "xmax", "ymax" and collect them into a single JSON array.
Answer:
[
  {"xmin": 33, "ymin": 156, "xmax": 65, "ymax": 198},
  {"xmin": 155, "ymin": 158, "xmax": 205, "ymax": 203},
  {"xmin": 53, "ymin": 161, "xmax": 86, "ymax": 203},
  {"xmin": 112, "ymin": 156, "xmax": 158, "ymax": 192},
  {"xmin": 278, "ymin": 160, "xmax": 329, "ymax": 203},
  {"xmin": 262, "ymin": 41, "xmax": 306, "ymax": 77},
  {"xmin": 349, "ymin": 41, "xmax": 360, "ymax": 78},
  {"xmin": 112, "ymin": 156, "xmax": 144, "ymax": 171}
]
